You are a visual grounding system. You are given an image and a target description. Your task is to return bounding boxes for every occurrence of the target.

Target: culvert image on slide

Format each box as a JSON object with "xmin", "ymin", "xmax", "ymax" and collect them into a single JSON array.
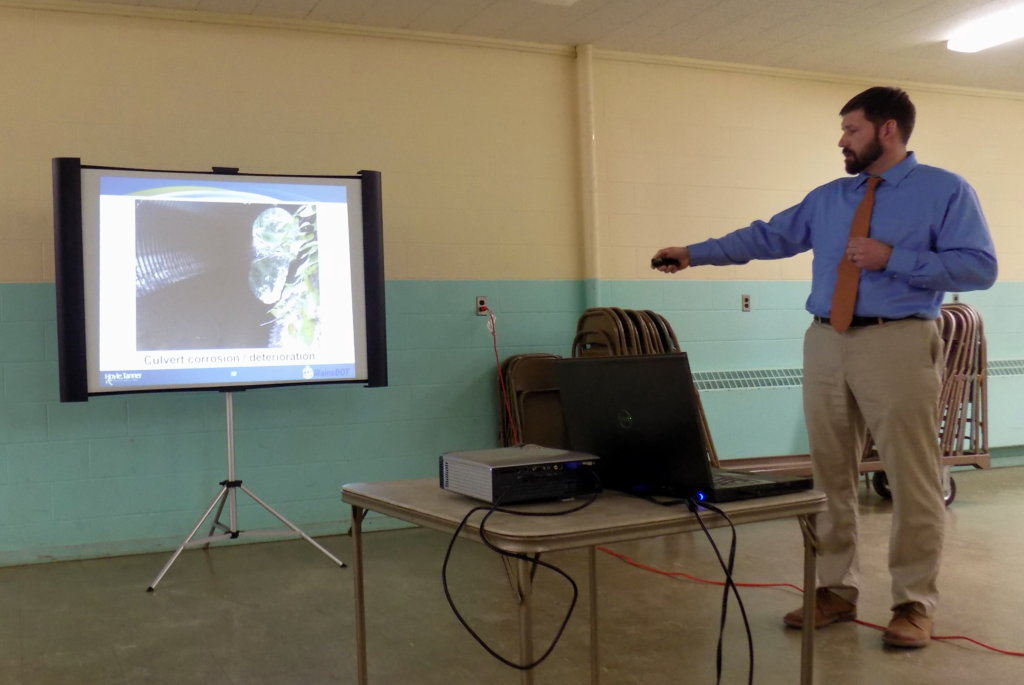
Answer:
[{"xmin": 133, "ymin": 199, "xmax": 320, "ymax": 351}]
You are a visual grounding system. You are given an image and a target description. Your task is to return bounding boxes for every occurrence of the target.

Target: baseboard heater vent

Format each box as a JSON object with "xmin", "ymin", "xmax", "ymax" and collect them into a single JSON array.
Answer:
[
  {"xmin": 694, "ymin": 359, "xmax": 1024, "ymax": 391},
  {"xmin": 692, "ymin": 368, "xmax": 803, "ymax": 391},
  {"xmin": 987, "ymin": 360, "xmax": 1024, "ymax": 377}
]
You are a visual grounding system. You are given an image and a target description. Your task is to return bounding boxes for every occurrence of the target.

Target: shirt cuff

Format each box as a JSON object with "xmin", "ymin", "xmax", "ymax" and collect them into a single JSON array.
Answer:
[{"xmin": 687, "ymin": 242, "xmax": 712, "ymax": 266}]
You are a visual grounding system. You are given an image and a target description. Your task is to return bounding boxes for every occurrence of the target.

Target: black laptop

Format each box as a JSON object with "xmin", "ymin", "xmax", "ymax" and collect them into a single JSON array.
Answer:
[{"xmin": 555, "ymin": 354, "xmax": 813, "ymax": 503}]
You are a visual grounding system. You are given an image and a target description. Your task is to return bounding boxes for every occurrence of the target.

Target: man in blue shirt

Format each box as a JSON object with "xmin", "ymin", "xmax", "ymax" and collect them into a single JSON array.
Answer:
[{"xmin": 653, "ymin": 87, "xmax": 997, "ymax": 649}]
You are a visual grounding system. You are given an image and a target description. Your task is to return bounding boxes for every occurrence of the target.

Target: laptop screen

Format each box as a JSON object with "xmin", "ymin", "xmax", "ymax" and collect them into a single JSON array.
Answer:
[{"xmin": 555, "ymin": 354, "xmax": 715, "ymax": 497}]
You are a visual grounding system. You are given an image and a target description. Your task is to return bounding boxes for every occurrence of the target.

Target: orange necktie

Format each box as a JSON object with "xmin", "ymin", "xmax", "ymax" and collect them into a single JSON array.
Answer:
[{"xmin": 830, "ymin": 176, "xmax": 882, "ymax": 333}]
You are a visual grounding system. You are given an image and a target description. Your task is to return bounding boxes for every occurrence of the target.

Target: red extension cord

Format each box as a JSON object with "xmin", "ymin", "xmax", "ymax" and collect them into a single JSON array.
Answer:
[{"xmin": 597, "ymin": 545, "xmax": 1024, "ymax": 657}]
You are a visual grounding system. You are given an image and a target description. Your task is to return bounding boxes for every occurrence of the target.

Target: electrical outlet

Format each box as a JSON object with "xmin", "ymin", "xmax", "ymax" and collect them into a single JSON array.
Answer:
[
  {"xmin": 476, "ymin": 296, "xmax": 489, "ymax": 315},
  {"xmin": 741, "ymin": 294, "xmax": 751, "ymax": 312}
]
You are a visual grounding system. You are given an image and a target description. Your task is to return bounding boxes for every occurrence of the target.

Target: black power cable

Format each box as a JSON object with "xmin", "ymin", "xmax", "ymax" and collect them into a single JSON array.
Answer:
[
  {"xmin": 687, "ymin": 498, "xmax": 754, "ymax": 685},
  {"xmin": 641, "ymin": 494, "xmax": 754, "ymax": 685},
  {"xmin": 441, "ymin": 477, "xmax": 753, "ymax": 682},
  {"xmin": 440, "ymin": 470, "xmax": 600, "ymax": 671}
]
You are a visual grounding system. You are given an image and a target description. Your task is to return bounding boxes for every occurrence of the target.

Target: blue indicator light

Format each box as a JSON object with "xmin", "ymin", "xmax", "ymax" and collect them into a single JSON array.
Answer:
[{"xmin": 696, "ymin": 491, "xmax": 707, "ymax": 501}]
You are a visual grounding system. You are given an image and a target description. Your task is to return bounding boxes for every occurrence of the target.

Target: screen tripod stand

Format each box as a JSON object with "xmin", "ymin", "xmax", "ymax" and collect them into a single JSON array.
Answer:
[{"xmin": 147, "ymin": 391, "xmax": 345, "ymax": 590}]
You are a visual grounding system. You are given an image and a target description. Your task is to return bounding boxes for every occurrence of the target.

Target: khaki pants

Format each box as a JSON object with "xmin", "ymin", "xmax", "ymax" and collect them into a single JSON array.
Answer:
[{"xmin": 803, "ymin": 318, "xmax": 946, "ymax": 614}]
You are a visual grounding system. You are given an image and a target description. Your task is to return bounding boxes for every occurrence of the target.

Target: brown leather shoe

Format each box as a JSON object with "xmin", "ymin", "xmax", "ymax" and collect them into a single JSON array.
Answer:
[
  {"xmin": 883, "ymin": 602, "xmax": 932, "ymax": 648},
  {"xmin": 783, "ymin": 587, "xmax": 857, "ymax": 629}
]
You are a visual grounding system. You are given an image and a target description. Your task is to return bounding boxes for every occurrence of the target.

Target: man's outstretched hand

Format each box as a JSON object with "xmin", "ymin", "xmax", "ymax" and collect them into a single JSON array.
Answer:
[{"xmin": 651, "ymin": 247, "xmax": 690, "ymax": 273}]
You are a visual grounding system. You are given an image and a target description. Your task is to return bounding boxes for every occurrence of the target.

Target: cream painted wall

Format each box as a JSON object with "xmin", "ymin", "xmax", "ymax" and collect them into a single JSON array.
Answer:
[
  {"xmin": 0, "ymin": 5, "xmax": 581, "ymax": 283},
  {"xmin": 2, "ymin": 5, "xmax": 1023, "ymax": 287},
  {"xmin": 595, "ymin": 57, "xmax": 1024, "ymax": 283}
]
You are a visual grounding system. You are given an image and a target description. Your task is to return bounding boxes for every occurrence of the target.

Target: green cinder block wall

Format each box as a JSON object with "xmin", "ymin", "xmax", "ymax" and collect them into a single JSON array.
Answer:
[{"xmin": 3, "ymin": 280, "xmax": 1023, "ymax": 566}]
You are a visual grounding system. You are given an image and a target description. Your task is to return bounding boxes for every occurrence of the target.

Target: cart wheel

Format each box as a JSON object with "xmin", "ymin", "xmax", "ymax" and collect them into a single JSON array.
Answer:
[
  {"xmin": 870, "ymin": 471, "xmax": 957, "ymax": 507},
  {"xmin": 871, "ymin": 471, "xmax": 892, "ymax": 499},
  {"xmin": 942, "ymin": 473, "xmax": 957, "ymax": 507}
]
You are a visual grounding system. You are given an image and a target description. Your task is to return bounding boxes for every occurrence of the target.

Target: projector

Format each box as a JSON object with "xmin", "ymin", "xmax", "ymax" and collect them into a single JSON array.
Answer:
[{"xmin": 439, "ymin": 445, "xmax": 600, "ymax": 504}]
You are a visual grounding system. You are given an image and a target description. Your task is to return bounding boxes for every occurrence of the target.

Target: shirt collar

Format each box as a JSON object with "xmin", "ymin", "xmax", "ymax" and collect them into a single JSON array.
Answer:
[{"xmin": 856, "ymin": 151, "xmax": 917, "ymax": 189}]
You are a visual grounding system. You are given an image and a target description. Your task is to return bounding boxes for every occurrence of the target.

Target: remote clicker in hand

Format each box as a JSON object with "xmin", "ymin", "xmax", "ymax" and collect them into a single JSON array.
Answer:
[{"xmin": 651, "ymin": 256, "xmax": 681, "ymax": 268}]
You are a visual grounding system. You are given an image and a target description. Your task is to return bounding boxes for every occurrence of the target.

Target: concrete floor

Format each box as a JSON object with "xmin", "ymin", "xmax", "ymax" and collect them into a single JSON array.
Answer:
[{"xmin": 1, "ymin": 466, "xmax": 1023, "ymax": 684}]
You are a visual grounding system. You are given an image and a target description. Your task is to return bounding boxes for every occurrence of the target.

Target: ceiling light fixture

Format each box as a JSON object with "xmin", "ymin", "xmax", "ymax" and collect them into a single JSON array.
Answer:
[{"xmin": 947, "ymin": 4, "xmax": 1024, "ymax": 53}]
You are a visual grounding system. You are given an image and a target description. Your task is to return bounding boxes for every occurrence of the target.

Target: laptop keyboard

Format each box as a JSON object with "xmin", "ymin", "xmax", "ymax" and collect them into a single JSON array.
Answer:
[{"xmin": 712, "ymin": 471, "xmax": 774, "ymax": 487}]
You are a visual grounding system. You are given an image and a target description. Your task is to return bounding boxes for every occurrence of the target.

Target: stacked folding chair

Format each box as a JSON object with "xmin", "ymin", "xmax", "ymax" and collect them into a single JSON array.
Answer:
[
  {"xmin": 570, "ymin": 307, "xmax": 719, "ymax": 467},
  {"xmin": 937, "ymin": 302, "xmax": 987, "ymax": 458},
  {"xmin": 572, "ymin": 307, "xmax": 680, "ymax": 357},
  {"xmin": 498, "ymin": 353, "xmax": 569, "ymax": 448}
]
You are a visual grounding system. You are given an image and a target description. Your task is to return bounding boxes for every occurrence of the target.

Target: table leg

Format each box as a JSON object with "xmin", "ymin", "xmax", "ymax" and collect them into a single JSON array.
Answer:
[
  {"xmin": 516, "ymin": 556, "xmax": 535, "ymax": 685},
  {"xmin": 351, "ymin": 505, "xmax": 368, "ymax": 685},
  {"xmin": 799, "ymin": 513, "xmax": 819, "ymax": 685},
  {"xmin": 588, "ymin": 546, "xmax": 599, "ymax": 684}
]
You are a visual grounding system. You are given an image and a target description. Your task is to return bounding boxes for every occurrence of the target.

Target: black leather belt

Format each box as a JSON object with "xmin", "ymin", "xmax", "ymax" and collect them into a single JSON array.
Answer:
[{"xmin": 813, "ymin": 315, "xmax": 911, "ymax": 327}]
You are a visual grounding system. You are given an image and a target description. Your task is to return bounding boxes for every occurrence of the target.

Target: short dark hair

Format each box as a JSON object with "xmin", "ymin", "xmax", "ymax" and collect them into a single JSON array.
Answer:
[{"xmin": 840, "ymin": 87, "xmax": 916, "ymax": 143}]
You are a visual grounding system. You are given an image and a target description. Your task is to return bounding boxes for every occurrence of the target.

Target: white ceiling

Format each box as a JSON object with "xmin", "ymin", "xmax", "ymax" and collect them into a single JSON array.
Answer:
[{"xmin": 49, "ymin": 0, "xmax": 1024, "ymax": 93}]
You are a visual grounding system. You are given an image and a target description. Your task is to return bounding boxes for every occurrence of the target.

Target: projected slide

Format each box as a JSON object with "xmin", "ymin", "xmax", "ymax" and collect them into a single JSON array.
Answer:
[{"xmin": 93, "ymin": 176, "xmax": 358, "ymax": 390}]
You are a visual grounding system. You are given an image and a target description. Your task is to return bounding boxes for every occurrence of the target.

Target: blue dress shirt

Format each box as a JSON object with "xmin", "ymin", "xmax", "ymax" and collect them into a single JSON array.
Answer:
[{"xmin": 686, "ymin": 152, "xmax": 998, "ymax": 319}]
